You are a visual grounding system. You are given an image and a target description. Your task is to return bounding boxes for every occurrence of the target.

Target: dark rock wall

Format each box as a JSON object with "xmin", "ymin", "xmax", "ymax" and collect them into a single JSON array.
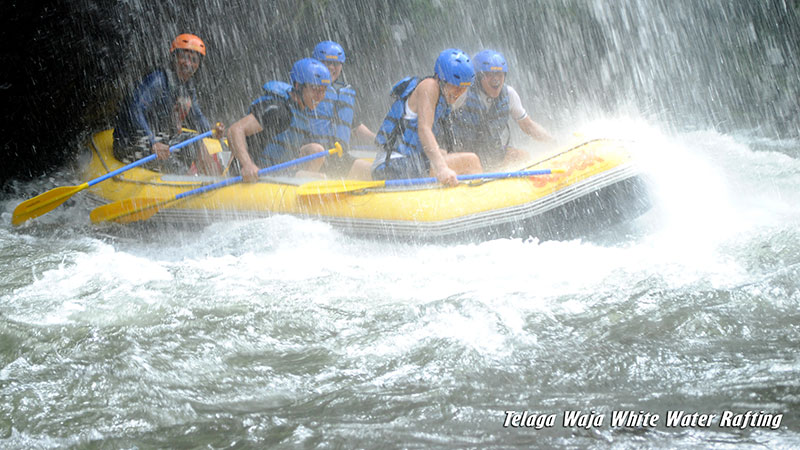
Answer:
[{"xmin": 2, "ymin": 0, "xmax": 799, "ymax": 185}]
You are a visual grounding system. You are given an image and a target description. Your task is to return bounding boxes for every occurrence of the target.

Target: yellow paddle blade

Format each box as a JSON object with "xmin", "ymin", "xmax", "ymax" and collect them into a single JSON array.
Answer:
[
  {"xmin": 90, "ymin": 198, "xmax": 167, "ymax": 224},
  {"xmin": 11, "ymin": 183, "xmax": 88, "ymax": 226},
  {"xmin": 296, "ymin": 179, "xmax": 387, "ymax": 196}
]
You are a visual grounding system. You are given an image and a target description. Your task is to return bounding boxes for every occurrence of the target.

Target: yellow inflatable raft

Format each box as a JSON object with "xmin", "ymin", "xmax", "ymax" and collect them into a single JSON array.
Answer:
[{"xmin": 82, "ymin": 129, "xmax": 651, "ymax": 241}]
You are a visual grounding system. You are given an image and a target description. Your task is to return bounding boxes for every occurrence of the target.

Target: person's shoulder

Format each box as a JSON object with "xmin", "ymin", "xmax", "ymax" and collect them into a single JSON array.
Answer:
[
  {"xmin": 142, "ymin": 68, "xmax": 168, "ymax": 82},
  {"xmin": 415, "ymin": 78, "xmax": 440, "ymax": 96},
  {"xmin": 263, "ymin": 80, "xmax": 292, "ymax": 97},
  {"xmin": 137, "ymin": 68, "xmax": 170, "ymax": 90},
  {"xmin": 417, "ymin": 77, "xmax": 438, "ymax": 88},
  {"xmin": 251, "ymin": 96, "xmax": 285, "ymax": 112},
  {"xmin": 505, "ymin": 85, "xmax": 524, "ymax": 103}
]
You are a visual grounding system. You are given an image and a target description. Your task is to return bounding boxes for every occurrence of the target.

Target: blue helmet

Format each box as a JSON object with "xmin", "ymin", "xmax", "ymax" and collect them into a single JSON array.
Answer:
[
  {"xmin": 434, "ymin": 48, "xmax": 475, "ymax": 86},
  {"xmin": 290, "ymin": 58, "xmax": 332, "ymax": 86},
  {"xmin": 473, "ymin": 49, "xmax": 508, "ymax": 73},
  {"xmin": 313, "ymin": 40, "xmax": 346, "ymax": 64}
]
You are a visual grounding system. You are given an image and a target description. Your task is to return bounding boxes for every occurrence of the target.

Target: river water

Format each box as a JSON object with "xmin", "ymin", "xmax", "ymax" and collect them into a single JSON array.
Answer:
[{"xmin": 1, "ymin": 120, "xmax": 799, "ymax": 448}]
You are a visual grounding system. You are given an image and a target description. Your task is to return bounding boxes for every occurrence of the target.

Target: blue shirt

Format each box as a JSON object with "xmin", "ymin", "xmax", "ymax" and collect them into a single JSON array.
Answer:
[{"xmin": 114, "ymin": 68, "xmax": 211, "ymax": 146}]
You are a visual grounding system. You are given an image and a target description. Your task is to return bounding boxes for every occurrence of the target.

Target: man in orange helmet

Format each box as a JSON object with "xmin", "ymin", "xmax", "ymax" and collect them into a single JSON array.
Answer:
[{"xmin": 112, "ymin": 33, "xmax": 224, "ymax": 174}]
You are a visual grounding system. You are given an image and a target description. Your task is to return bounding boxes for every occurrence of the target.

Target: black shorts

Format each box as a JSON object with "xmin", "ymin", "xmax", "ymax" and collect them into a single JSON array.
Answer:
[
  {"xmin": 371, "ymin": 155, "xmax": 429, "ymax": 180},
  {"xmin": 475, "ymin": 146, "xmax": 507, "ymax": 169}
]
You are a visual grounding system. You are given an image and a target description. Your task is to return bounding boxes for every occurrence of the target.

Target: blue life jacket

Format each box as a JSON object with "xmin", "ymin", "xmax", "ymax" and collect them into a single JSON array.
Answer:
[
  {"xmin": 450, "ymin": 84, "xmax": 510, "ymax": 152},
  {"xmin": 374, "ymin": 76, "xmax": 450, "ymax": 162},
  {"xmin": 114, "ymin": 67, "xmax": 211, "ymax": 147},
  {"xmin": 311, "ymin": 80, "xmax": 357, "ymax": 148},
  {"xmin": 250, "ymin": 81, "xmax": 316, "ymax": 164}
]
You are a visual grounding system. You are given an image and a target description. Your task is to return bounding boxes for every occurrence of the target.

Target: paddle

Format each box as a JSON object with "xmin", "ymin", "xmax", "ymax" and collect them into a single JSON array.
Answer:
[
  {"xmin": 90, "ymin": 142, "xmax": 343, "ymax": 224},
  {"xmin": 11, "ymin": 130, "xmax": 214, "ymax": 226},
  {"xmin": 296, "ymin": 168, "xmax": 565, "ymax": 196}
]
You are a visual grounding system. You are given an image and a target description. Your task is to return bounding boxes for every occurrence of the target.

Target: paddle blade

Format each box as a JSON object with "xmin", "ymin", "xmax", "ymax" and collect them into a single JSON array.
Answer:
[
  {"xmin": 11, "ymin": 184, "xmax": 87, "ymax": 226},
  {"xmin": 90, "ymin": 198, "xmax": 166, "ymax": 224},
  {"xmin": 296, "ymin": 179, "xmax": 386, "ymax": 196}
]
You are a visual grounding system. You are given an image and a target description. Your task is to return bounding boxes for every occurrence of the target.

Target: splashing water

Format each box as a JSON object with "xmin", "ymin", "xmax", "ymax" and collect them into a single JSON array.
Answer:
[
  {"xmin": 4, "ymin": 0, "xmax": 800, "ymax": 446},
  {"xmin": 2, "ymin": 118, "xmax": 799, "ymax": 447}
]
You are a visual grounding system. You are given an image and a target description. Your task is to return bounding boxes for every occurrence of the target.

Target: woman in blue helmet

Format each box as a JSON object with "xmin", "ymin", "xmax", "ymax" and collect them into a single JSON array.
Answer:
[
  {"xmin": 450, "ymin": 49, "xmax": 554, "ymax": 168},
  {"xmin": 311, "ymin": 40, "xmax": 376, "ymax": 178},
  {"xmin": 228, "ymin": 58, "xmax": 332, "ymax": 182},
  {"xmin": 372, "ymin": 48, "xmax": 483, "ymax": 186}
]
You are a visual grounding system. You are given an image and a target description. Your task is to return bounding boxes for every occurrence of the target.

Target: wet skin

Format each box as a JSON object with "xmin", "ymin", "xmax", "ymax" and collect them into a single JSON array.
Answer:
[
  {"xmin": 479, "ymin": 71, "xmax": 506, "ymax": 98},
  {"xmin": 174, "ymin": 50, "xmax": 201, "ymax": 82},
  {"xmin": 322, "ymin": 61, "xmax": 343, "ymax": 83},
  {"xmin": 442, "ymin": 83, "xmax": 468, "ymax": 104},
  {"xmin": 300, "ymin": 84, "xmax": 328, "ymax": 110}
]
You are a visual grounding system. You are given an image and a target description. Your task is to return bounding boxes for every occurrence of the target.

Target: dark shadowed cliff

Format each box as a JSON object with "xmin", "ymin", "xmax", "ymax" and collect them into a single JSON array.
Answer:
[{"xmin": 2, "ymin": 0, "xmax": 799, "ymax": 186}]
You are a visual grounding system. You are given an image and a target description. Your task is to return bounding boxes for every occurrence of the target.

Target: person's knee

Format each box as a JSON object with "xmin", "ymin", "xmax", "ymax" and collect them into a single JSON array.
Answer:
[
  {"xmin": 347, "ymin": 159, "xmax": 373, "ymax": 180},
  {"xmin": 505, "ymin": 147, "xmax": 527, "ymax": 161},
  {"xmin": 301, "ymin": 143, "xmax": 324, "ymax": 156},
  {"xmin": 455, "ymin": 152, "xmax": 482, "ymax": 173},
  {"xmin": 298, "ymin": 143, "xmax": 324, "ymax": 171}
]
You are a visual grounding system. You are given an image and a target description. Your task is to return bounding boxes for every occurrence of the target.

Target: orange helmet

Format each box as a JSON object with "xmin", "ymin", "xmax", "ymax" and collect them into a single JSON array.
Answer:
[{"xmin": 170, "ymin": 34, "xmax": 206, "ymax": 56}]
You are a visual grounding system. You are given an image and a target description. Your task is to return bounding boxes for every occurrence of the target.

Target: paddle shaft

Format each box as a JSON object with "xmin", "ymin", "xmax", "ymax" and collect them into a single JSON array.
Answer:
[
  {"xmin": 385, "ymin": 169, "xmax": 559, "ymax": 187},
  {"xmin": 90, "ymin": 143, "xmax": 343, "ymax": 224},
  {"xmin": 88, "ymin": 130, "xmax": 213, "ymax": 187},
  {"xmin": 11, "ymin": 130, "xmax": 215, "ymax": 226},
  {"xmin": 295, "ymin": 168, "xmax": 564, "ymax": 196},
  {"xmin": 175, "ymin": 146, "xmax": 339, "ymax": 199}
]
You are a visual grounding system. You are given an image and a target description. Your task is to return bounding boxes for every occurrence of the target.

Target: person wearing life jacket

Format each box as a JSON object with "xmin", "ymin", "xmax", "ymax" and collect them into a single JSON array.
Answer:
[
  {"xmin": 371, "ymin": 48, "xmax": 483, "ymax": 186},
  {"xmin": 450, "ymin": 49, "xmax": 554, "ymax": 169},
  {"xmin": 311, "ymin": 40, "xmax": 376, "ymax": 179},
  {"xmin": 313, "ymin": 41, "xmax": 375, "ymax": 173},
  {"xmin": 227, "ymin": 58, "xmax": 332, "ymax": 182},
  {"xmin": 113, "ymin": 33, "xmax": 224, "ymax": 174}
]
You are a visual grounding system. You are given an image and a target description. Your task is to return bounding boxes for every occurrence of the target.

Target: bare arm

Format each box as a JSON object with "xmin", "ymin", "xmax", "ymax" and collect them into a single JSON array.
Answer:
[
  {"xmin": 227, "ymin": 113, "xmax": 264, "ymax": 182},
  {"xmin": 353, "ymin": 123, "xmax": 376, "ymax": 142},
  {"xmin": 518, "ymin": 116, "xmax": 555, "ymax": 142},
  {"xmin": 409, "ymin": 79, "xmax": 457, "ymax": 185},
  {"xmin": 506, "ymin": 86, "xmax": 555, "ymax": 143}
]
